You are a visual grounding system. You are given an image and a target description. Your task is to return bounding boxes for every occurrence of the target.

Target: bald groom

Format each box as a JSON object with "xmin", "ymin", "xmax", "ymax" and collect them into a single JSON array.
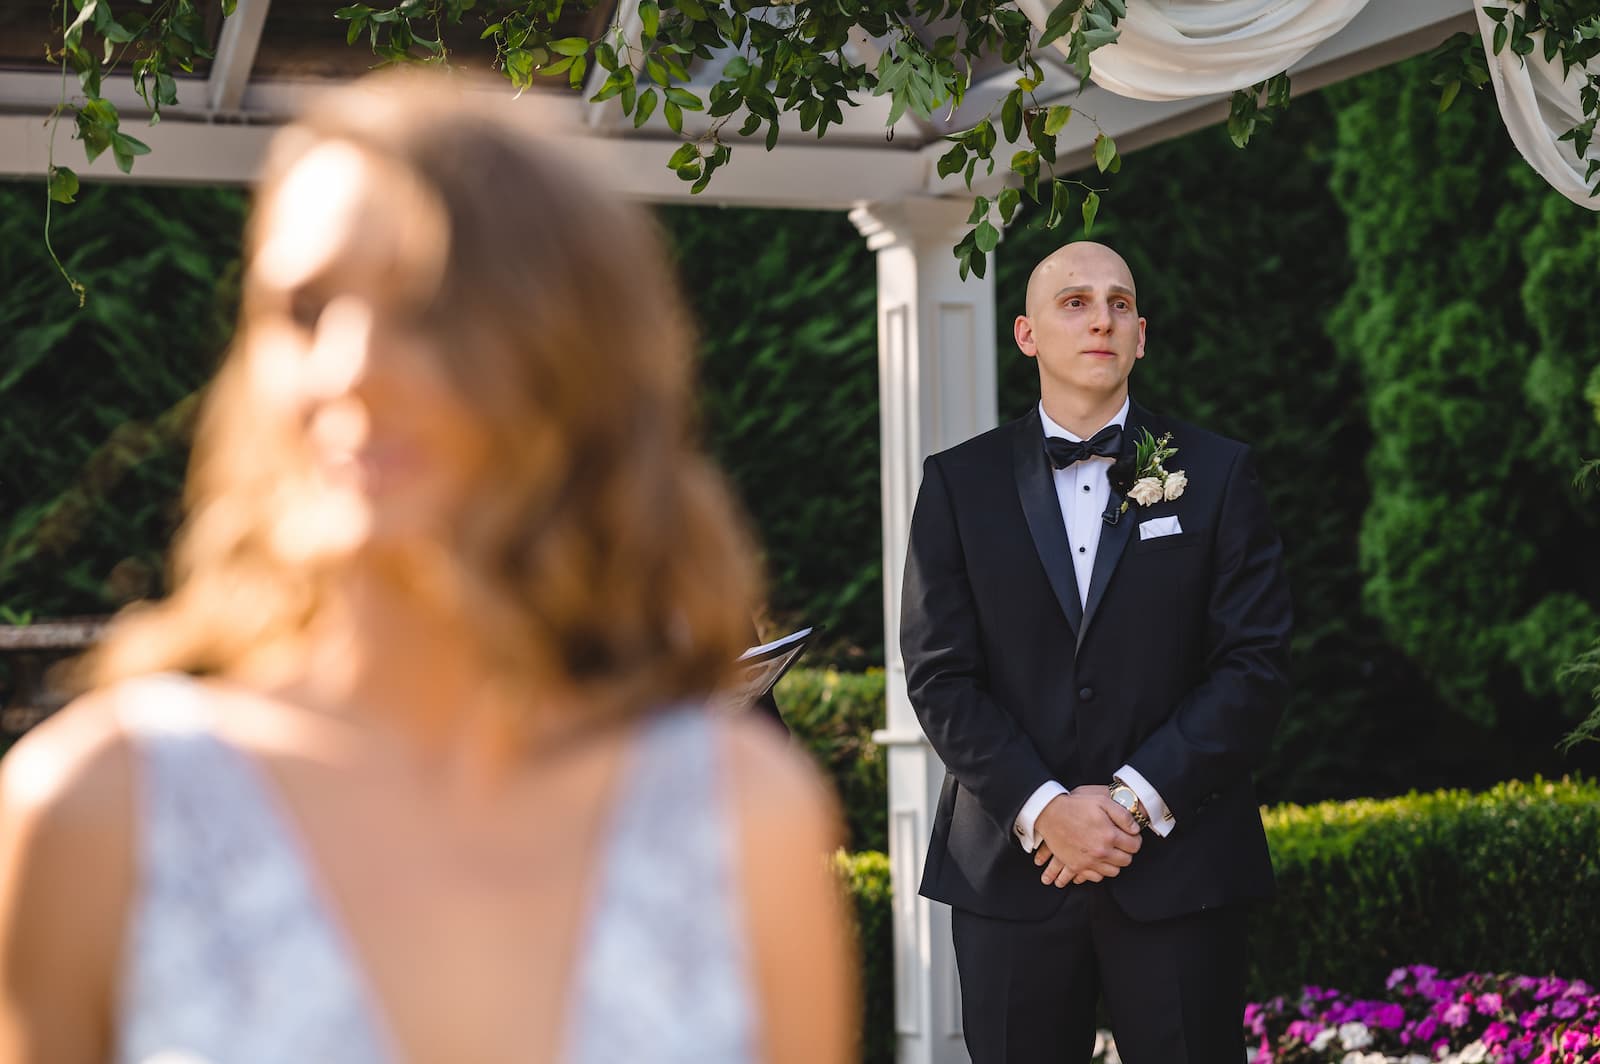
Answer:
[{"xmin": 900, "ymin": 242, "xmax": 1293, "ymax": 1064}]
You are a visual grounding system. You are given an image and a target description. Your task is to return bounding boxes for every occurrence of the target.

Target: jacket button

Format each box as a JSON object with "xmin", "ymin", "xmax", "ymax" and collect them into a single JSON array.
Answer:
[{"xmin": 1078, "ymin": 687, "xmax": 1094, "ymax": 702}]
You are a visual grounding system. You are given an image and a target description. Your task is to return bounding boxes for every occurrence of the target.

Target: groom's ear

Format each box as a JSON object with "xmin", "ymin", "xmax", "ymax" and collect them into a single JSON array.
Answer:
[{"xmin": 1015, "ymin": 314, "xmax": 1038, "ymax": 358}]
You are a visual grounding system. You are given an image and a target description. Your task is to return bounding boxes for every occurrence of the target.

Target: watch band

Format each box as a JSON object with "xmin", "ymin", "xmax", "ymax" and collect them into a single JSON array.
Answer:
[{"xmin": 1110, "ymin": 776, "xmax": 1152, "ymax": 830}]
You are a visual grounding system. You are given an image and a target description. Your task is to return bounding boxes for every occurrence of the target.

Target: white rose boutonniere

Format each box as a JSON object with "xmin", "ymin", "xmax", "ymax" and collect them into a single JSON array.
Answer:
[
  {"xmin": 1128, "ymin": 477, "xmax": 1164, "ymax": 506},
  {"xmin": 1112, "ymin": 428, "xmax": 1189, "ymax": 514}
]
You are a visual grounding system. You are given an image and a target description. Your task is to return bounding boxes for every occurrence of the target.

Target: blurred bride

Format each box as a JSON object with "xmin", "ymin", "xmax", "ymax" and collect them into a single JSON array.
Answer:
[{"xmin": 0, "ymin": 72, "xmax": 855, "ymax": 1064}]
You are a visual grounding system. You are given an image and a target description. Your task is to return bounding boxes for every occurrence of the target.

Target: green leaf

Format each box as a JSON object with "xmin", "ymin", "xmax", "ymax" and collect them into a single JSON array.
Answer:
[
  {"xmin": 1493, "ymin": 22, "xmax": 1508, "ymax": 54},
  {"xmin": 677, "ymin": 0, "xmax": 707, "ymax": 20},
  {"xmin": 1044, "ymin": 105, "xmax": 1072, "ymax": 136},
  {"xmin": 639, "ymin": 0, "xmax": 659, "ymax": 40},
  {"xmin": 1081, "ymin": 189, "xmax": 1100, "ymax": 235},
  {"xmin": 1002, "ymin": 89, "xmax": 1023, "ymax": 143},
  {"xmin": 664, "ymin": 99, "xmax": 683, "ymax": 133},
  {"xmin": 937, "ymin": 144, "xmax": 966, "ymax": 179},
  {"xmin": 222, "ymin": 0, "xmax": 237, "ymax": 14},
  {"xmin": 110, "ymin": 130, "xmax": 150, "ymax": 175},
  {"xmin": 665, "ymin": 86, "xmax": 703, "ymax": 110},
  {"xmin": 549, "ymin": 36, "xmax": 589, "ymax": 57},
  {"xmin": 1438, "ymin": 79, "xmax": 1462, "ymax": 113},
  {"xmin": 634, "ymin": 87, "xmax": 658, "ymax": 127},
  {"xmin": 998, "ymin": 186, "xmax": 1021, "ymax": 224},
  {"xmin": 1051, "ymin": 179, "xmax": 1073, "ymax": 226},
  {"xmin": 966, "ymin": 195, "xmax": 989, "ymax": 225},
  {"xmin": 974, "ymin": 220, "xmax": 1000, "ymax": 254},
  {"xmin": 723, "ymin": 55, "xmax": 750, "ymax": 79},
  {"xmin": 48, "ymin": 166, "xmax": 79, "ymax": 205},
  {"xmin": 1093, "ymin": 133, "xmax": 1117, "ymax": 173},
  {"xmin": 668, "ymin": 143, "xmax": 700, "ymax": 169},
  {"xmin": 592, "ymin": 72, "xmax": 626, "ymax": 102}
]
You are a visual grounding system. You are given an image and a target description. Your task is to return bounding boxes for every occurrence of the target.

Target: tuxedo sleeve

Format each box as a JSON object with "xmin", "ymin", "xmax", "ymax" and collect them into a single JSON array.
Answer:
[
  {"xmin": 1125, "ymin": 446, "xmax": 1292, "ymax": 823},
  {"xmin": 901, "ymin": 456, "xmax": 1056, "ymax": 832}
]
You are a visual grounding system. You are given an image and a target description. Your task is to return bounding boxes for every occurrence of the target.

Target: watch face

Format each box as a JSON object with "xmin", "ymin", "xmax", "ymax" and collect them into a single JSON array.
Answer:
[{"xmin": 1113, "ymin": 789, "xmax": 1135, "ymax": 810}]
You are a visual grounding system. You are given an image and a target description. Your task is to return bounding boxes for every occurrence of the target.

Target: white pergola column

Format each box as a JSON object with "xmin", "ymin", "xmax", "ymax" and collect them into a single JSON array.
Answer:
[{"xmin": 849, "ymin": 197, "xmax": 998, "ymax": 1064}]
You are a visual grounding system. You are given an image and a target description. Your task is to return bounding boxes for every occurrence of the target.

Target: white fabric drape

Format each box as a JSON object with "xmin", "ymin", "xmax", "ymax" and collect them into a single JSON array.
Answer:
[
  {"xmin": 1474, "ymin": 3, "xmax": 1600, "ymax": 209},
  {"xmin": 1011, "ymin": 0, "xmax": 1599, "ymax": 210}
]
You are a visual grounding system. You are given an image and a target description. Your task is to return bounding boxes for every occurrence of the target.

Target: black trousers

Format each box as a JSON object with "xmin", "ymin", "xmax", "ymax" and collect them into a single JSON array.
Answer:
[{"xmin": 951, "ymin": 884, "xmax": 1248, "ymax": 1064}]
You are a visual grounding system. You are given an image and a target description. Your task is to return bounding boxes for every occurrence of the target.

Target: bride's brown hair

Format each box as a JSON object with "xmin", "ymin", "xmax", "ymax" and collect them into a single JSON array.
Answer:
[{"xmin": 83, "ymin": 71, "xmax": 760, "ymax": 717}]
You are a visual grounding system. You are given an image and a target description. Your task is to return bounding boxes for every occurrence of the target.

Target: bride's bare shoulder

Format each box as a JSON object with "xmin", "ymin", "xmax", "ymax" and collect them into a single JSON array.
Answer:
[
  {"xmin": 0, "ymin": 683, "xmax": 141, "ymax": 839},
  {"xmin": 715, "ymin": 712, "xmax": 843, "ymax": 844}
]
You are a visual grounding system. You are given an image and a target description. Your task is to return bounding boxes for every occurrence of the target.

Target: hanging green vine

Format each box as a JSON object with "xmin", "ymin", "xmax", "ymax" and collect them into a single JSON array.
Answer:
[{"xmin": 36, "ymin": 0, "xmax": 1600, "ymax": 296}]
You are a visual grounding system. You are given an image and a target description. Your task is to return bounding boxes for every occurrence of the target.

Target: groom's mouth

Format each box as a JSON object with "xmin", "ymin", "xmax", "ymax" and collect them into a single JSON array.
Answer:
[{"xmin": 1082, "ymin": 349, "xmax": 1117, "ymax": 359}]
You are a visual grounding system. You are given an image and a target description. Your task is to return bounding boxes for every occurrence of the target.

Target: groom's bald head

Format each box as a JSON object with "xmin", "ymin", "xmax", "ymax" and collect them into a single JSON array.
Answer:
[{"xmin": 1024, "ymin": 242, "xmax": 1139, "ymax": 317}]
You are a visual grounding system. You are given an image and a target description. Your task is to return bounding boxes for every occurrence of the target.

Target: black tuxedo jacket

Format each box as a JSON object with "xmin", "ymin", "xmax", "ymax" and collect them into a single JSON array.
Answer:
[{"xmin": 900, "ymin": 402, "xmax": 1292, "ymax": 923}]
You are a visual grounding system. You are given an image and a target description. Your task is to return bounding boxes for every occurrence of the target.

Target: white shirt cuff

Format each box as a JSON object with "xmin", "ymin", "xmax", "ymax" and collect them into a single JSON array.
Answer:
[
  {"xmin": 1116, "ymin": 764, "xmax": 1175, "ymax": 838},
  {"xmin": 1013, "ymin": 780, "xmax": 1068, "ymax": 852}
]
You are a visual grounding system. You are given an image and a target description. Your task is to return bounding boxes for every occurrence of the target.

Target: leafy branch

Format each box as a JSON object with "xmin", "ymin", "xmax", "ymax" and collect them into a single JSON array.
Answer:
[{"xmin": 36, "ymin": 0, "xmax": 1600, "ymax": 297}]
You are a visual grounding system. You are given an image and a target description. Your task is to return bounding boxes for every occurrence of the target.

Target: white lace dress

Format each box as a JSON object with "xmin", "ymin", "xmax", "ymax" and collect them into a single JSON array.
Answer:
[{"xmin": 113, "ymin": 676, "xmax": 758, "ymax": 1064}]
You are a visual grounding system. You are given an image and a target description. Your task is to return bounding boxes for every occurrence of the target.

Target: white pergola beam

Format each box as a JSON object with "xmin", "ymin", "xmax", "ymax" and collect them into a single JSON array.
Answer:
[
  {"xmin": 0, "ymin": 111, "xmax": 934, "ymax": 209},
  {"xmin": 209, "ymin": 0, "xmax": 274, "ymax": 113}
]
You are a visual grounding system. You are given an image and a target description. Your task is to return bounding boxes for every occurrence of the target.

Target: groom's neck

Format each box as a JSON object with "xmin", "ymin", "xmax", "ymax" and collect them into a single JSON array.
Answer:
[{"xmin": 1040, "ymin": 387, "xmax": 1129, "ymax": 439}]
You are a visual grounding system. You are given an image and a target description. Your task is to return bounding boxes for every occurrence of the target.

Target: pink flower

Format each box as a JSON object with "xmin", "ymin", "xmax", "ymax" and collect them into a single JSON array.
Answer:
[
  {"xmin": 1485, "ymin": 1022, "xmax": 1512, "ymax": 1044},
  {"xmin": 1445, "ymin": 1002, "xmax": 1473, "ymax": 1028},
  {"xmin": 1480, "ymin": 994, "xmax": 1505, "ymax": 1015},
  {"xmin": 1417, "ymin": 1016, "xmax": 1440, "ymax": 1041}
]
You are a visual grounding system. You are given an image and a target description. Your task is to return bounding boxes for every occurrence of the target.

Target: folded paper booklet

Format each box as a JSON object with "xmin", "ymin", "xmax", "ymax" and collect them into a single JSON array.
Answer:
[{"xmin": 725, "ymin": 625, "xmax": 820, "ymax": 708}]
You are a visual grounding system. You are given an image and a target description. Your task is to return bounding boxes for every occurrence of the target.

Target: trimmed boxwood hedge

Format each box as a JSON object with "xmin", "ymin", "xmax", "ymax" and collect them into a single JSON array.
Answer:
[
  {"xmin": 1253, "ymin": 777, "xmax": 1600, "ymax": 998},
  {"xmin": 780, "ymin": 667, "xmax": 886, "ymax": 852},
  {"xmin": 835, "ymin": 850, "xmax": 893, "ymax": 1064},
  {"xmin": 839, "ymin": 779, "xmax": 1600, "ymax": 1062}
]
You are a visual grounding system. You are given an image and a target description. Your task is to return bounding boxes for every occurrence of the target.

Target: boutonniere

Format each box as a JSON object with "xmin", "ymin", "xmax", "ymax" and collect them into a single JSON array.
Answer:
[{"xmin": 1109, "ymin": 429, "xmax": 1187, "ymax": 514}]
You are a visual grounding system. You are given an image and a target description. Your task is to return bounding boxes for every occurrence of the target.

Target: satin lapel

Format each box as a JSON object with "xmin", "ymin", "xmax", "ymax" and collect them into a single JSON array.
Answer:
[
  {"xmin": 1077, "ymin": 402, "xmax": 1151, "ymax": 650},
  {"xmin": 1012, "ymin": 410, "xmax": 1083, "ymax": 636}
]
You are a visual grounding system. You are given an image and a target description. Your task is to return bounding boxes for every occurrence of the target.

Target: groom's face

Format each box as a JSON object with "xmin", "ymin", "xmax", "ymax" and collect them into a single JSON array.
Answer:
[{"xmin": 1014, "ymin": 243, "xmax": 1146, "ymax": 402}]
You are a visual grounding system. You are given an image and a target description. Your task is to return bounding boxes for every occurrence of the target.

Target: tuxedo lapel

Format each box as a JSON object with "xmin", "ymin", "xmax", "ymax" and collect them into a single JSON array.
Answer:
[
  {"xmin": 1077, "ymin": 402, "xmax": 1151, "ymax": 650},
  {"xmin": 1012, "ymin": 410, "xmax": 1083, "ymax": 637}
]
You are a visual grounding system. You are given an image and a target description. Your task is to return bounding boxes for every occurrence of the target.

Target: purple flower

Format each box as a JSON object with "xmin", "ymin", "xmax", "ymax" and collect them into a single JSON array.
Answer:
[
  {"xmin": 1389, "ymin": 968, "xmax": 1410, "ymax": 990},
  {"xmin": 1485, "ymin": 1022, "xmax": 1513, "ymax": 1044},
  {"xmin": 1480, "ymin": 994, "xmax": 1506, "ymax": 1015},
  {"xmin": 1416, "ymin": 1016, "xmax": 1440, "ymax": 1041},
  {"xmin": 1554, "ymin": 999, "xmax": 1582, "ymax": 1020},
  {"xmin": 1445, "ymin": 1002, "xmax": 1473, "ymax": 1028},
  {"xmin": 1537, "ymin": 980, "xmax": 1567, "ymax": 1002},
  {"xmin": 1374, "ymin": 1003, "xmax": 1406, "ymax": 1030}
]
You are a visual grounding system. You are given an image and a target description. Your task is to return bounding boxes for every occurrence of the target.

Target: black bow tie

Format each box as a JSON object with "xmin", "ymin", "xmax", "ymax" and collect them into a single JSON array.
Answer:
[{"xmin": 1045, "ymin": 425, "xmax": 1124, "ymax": 469}]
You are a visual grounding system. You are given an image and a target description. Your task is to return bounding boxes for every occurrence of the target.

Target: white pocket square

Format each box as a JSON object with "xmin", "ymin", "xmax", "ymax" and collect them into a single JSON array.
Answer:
[{"xmin": 1139, "ymin": 515, "xmax": 1183, "ymax": 541}]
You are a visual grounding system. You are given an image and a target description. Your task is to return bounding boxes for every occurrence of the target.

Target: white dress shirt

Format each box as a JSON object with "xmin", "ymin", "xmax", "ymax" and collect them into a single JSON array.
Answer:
[{"xmin": 1013, "ymin": 399, "xmax": 1176, "ymax": 850}]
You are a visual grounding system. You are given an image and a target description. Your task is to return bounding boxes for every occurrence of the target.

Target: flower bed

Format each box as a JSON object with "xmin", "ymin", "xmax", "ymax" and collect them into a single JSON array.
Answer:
[{"xmin": 1244, "ymin": 967, "xmax": 1600, "ymax": 1064}]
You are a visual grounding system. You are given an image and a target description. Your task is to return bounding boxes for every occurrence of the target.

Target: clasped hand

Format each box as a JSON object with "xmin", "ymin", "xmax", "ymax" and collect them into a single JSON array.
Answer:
[{"xmin": 1031, "ymin": 786, "xmax": 1142, "ymax": 888}]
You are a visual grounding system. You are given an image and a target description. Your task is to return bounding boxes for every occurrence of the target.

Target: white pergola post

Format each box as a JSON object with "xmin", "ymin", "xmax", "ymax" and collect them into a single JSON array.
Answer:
[{"xmin": 849, "ymin": 196, "xmax": 998, "ymax": 1064}]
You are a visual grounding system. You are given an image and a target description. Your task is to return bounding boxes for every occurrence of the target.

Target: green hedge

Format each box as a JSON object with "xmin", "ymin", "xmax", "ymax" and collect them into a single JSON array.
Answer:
[
  {"xmin": 779, "ymin": 666, "xmax": 887, "ymax": 852},
  {"xmin": 839, "ymin": 779, "xmax": 1600, "ymax": 1061},
  {"xmin": 836, "ymin": 850, "xmax": 893, "ymax": 1064},
  {"xmin": 1254, "ymin": 777, "xmax": 1600, "ymax": 997}
]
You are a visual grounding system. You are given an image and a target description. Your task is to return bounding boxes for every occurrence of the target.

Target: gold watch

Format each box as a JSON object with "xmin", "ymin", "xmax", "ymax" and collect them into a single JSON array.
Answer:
[{"xmin": 1109, "ymin": 777, "xmax": 1152, "ymax": 830}]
